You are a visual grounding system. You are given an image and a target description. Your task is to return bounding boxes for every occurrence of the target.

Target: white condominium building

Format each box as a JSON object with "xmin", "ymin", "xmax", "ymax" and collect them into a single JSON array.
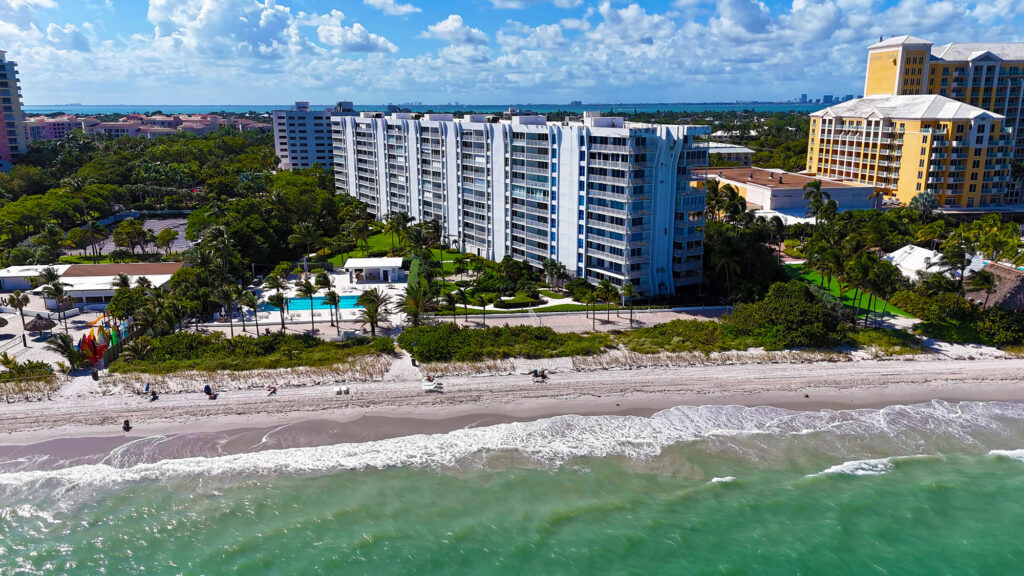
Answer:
[
  {"xmin": 331, "ymin": 110, "xmax": 710, "ymax": 297},
  {"xmin": 0, "ymin": 50, "xmax": 27, "ymax": 173},
  {"xmin": 272, "ymin": 101, "xmax": 356, "ymax": 170}
]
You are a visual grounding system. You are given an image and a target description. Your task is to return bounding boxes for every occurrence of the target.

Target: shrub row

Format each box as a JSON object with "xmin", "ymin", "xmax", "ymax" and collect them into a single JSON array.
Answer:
[
  {"xmin": 109, "ymin": 332, "xmax": 392, "ymax": 373},
  {"xmin": 398, "ymin": 324, "xmax": 610, "ymax": 363}
]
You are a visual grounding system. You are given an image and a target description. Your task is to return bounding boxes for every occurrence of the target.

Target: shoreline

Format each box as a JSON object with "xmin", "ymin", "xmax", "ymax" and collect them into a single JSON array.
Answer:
[{"xmin": 3, "ymin": 357, "xmax": 1024, "ymax": 460}]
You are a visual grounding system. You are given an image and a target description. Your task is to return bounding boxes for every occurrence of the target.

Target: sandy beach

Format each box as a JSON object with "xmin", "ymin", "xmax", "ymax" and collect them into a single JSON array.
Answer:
[{"xmin": 3, "ymin": 356, "xmax": 1024, "ymax": 460}]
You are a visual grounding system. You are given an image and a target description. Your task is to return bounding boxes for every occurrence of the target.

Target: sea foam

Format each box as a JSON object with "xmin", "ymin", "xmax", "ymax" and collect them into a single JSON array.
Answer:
[
  {"xmin": 1, "ymin": 400, "xmax": 1023, "ymax": 493},
  {"xmin": 988, "ymin": 449, "xmax": 1024, "ymax": 463}
]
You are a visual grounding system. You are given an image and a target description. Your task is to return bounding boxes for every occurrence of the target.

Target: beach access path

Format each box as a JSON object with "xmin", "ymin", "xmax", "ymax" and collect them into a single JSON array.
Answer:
[{"xmin": 2, "ymin": 357, "xmax": 1024, "ymax": 445}]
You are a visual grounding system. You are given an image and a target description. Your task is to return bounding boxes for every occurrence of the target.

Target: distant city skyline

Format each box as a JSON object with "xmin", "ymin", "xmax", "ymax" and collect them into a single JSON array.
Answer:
[{"xmin": 1, "ymin": 0, "xmax": 1022, "ymax": 106}]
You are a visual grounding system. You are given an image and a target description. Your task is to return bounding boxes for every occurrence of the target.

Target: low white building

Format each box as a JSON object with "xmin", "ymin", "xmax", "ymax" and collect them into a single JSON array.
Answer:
[
  {"xmin": 0, "ymin": 264, "xmax": 71, "ymax": 291},
  {"xmin": 342, "ymin": 257, "xmax": 405, "ymax": 284},
  {"xmin": 707, "ymin": 142, "xmax": 754, "ymax": 166},
  {"xmin": 707, "ymin": 167, "xmax": 878, "ymax": 216},
  {"xmin": 22, "ymin": 263, "xmax": 184, "ymax": 310},
  {"xmin": 884, "ymin": 245, "xmax": 984, "ymax": 280}
]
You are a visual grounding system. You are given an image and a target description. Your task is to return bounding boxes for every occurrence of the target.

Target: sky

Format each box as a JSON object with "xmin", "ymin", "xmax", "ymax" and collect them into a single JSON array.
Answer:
[{"xmin": 1, "ymin": 0, "xmax": 1022, "ymax": 105}]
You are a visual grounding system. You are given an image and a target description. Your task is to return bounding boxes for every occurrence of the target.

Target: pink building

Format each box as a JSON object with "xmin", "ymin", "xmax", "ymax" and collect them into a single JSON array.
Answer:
[{"xmin": 24, "ymin": 115, "xmax": 79, "ymax": 141}]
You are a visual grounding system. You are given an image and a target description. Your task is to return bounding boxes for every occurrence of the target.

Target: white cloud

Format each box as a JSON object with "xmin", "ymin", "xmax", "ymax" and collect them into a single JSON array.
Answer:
[
  {"xmin": 4, "ymin": 0, "xmax": 1024, "ymax": 107},
  {"xmin": 422, "ymin": 14, "xmax": 489, "ymax": 45},
  {"xmin": 363, "ymin": 0, "xmax": 421, "ymax": 16},
  {"xmin": 498, "ymin": 21, "xmax": 567, "ymax": 52},
  {"xmin": 0, "ymin": 0, "xmax": 56, "ymax": 29},
  {"xmin": 489, "ymin": 0, "xmax": 581, "ymax": 8},
  {"xmin": 308, "ymin": 9, "xmax": 398, "ymax": 52},
  {"xmin": 45, "ymin": 22, "xmax": 92, "ymax": 52}
]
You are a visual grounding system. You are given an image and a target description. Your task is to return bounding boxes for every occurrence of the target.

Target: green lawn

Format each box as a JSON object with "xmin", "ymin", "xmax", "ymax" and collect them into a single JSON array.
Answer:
[
  {"xmin": 327, "ymin": 232, "xmax": 395, "ymax": 266},
  {"xmin": 784, "ymin": 264, "xmax": 913, "ymax": 318},
  {"xmin": 327, "ymin": 233, "xmax": 468, "ymax": 272},
  {"xmin": 539, "ymin": 289, "xmax": 568, "ymax": 300},
  {"xmin": 59, "ymin": 254, "xmax": 115, "ymax": 264}
]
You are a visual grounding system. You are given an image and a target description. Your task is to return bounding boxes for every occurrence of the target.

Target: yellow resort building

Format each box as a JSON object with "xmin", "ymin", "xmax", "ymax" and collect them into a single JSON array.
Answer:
[
  {"xmin": 806, "ymin": 95, "xmax": 1013, "ymax": 208},
  {"xmin": 861, "ymin": 35, "xmax": 1024, "ymax": 203}
]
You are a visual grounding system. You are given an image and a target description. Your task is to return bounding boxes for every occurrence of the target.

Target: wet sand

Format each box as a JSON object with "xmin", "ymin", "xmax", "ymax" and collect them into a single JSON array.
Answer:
[{"xmin": 3, "ymin": 358, "xmax": 1024, "ymax": 464}]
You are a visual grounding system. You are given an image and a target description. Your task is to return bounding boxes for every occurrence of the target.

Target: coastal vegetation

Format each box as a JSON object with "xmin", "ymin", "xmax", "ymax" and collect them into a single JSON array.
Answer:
[{"xmin": 107, "ymin": 332, "xmax": 394, "ymax": 374}]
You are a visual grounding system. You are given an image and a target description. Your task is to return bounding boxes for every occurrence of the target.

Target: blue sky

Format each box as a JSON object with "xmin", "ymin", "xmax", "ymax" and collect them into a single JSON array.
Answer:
[{"xmin": 1, "ymin": 0, "xmax": 1022, "ymax": 105}]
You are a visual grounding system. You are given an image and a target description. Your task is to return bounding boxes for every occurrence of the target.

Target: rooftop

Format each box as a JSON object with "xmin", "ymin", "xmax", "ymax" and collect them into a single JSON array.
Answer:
[
  {"xmin": 812, "ymin": 94, "xmax": 1003, "ymax": 121},
  {"xmin": 343, "ymin": 257, "xmax": 404, "ymax": 269},
  {"xmin": 711, "ymin": 167, "xmax": 864, "ymax": 189},
  {"xmin": 61, "ymin": 263, "xmax": 184, "ymax": 278},
  {"xmin": 932, "ymin": 42, "xmax": 1024, "ymax": 62},
  {"xmin": 868, "ymin": 35, "xmax": 933, "ymax": 50},
  {"xmin": 707, "ymin": 142, "xmax": 754, "ymax": 154},
  {"xmin": 0, "ymin": 264, "xmax": 71, "ymax": 279}
]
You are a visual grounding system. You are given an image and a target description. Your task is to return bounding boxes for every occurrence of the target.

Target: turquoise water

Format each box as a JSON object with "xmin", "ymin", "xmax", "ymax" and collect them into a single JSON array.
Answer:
[
  {"xmin": 4, "ymin": 401, "xmax": 1024, "ymax": 573},
  {"xmin": 24, "ymin": 103, "xmax": 823, "ymax": 115},
  {"xmin": 262, "ymin": 296, "xmax": 360, "ymax": 312}
]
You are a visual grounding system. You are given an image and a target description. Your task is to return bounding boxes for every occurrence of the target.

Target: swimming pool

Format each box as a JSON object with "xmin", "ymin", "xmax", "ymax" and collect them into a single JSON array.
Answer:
[{"xmin": 261, "ymin": 296, "xmax": 361, "ymax": 311}]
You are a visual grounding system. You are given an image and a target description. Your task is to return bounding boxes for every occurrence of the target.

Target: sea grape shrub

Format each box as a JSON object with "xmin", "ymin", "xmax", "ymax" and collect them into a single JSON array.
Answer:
[
  {"xmin": 397, "ymin": 324, "xmax": 609, "ymax": 363},
  {"xmin": 975, "ymin": 308, "xmax": 1024, "ymax": 347},
  {"xmin": 726, "ymin": 280, "xmax": 846, "ymax": 350},
  {"xmin": 108, "ymin": 331, "xmax": 383, "ymax": 373}
]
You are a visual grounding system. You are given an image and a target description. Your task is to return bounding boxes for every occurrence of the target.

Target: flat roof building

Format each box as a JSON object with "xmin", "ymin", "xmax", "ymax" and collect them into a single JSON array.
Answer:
[
  {"xmin": 331, "ymin": 108, "xmax": 710, "ymax": 297},
  {"xmin": 707, "ymin": 167, "xmax": 877, "ymax": 216},
  {"xmin": 707, "ymin": 142, "xmax": 754, "ymax": 166},
  {"xmin": 273, "ymin": 101, "xmax": 355, "ymax": 171},
  {"xmin": 0, "ymin": 50, "xmax": 27, "ymax": 173},
  {"xmin": 0, "ymin": 263, "xmax": 185, "ymax": 311}
]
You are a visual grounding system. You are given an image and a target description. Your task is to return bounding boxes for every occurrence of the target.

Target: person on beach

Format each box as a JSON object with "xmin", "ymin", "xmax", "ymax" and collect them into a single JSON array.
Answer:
[
  {"xmin": 204, "ymin": 384, "xmax": 212, "ymax": 396},
  {"xmin": 267, "ymin": 386, "xmax": 277, "ymax": 397},
  {"xmin": 122, "ymin": 420, "xmax": 132, "ymax": 432},
  {"xmin": 149, "ymin": 390, "xmax": 159, "ymax": 402}
]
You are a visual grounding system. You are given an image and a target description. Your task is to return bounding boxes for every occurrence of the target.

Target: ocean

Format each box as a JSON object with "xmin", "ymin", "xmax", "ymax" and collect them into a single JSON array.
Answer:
[
  {"xmin": 3, "ymin": 400, "xmax": 1024, "ymax": 574},
  {"xmin": 22, "ymin": 103, "xmax": 824, "ymax": 116}
]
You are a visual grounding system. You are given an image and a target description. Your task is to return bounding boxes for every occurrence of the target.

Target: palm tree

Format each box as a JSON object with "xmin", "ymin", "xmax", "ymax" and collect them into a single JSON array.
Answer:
[
  {"xmin": 213, "ymin": 286, "xmax": 236, "ymax": 339},
  {"xmin": 263, "ymin": 273, "xmax": 285, "ymax": 295},
  {"xmin": 802, "ymin": 179, "xmax": 831, "ymax": 219},
  {"xmin": 324, "ymin": 290, "xmax": 340, "ymax": 329},
  {"xmin": 966, "ymin": 270, "xmax": 999, "ymax": 309},
  {"xmin": 6, "ymin": 290, "xmax": 29, "ymax": 330},
  {"xmin": 581, "ymin": 292, "xmax": 597, "ymax": 331},
  {"xmin": 442, "ymin": 291, "xmax": 459, "ymax": 326},
  {"xmin": 356, "ymin": 288, "xmax": 390, "ymax": 337},
  {"xmin": 45, "ymin": 332, "xmax": 83, "ymax": 370},
  {"xmin": 32, "ymin": 266, "xmax": 64, "ymax": 289},
  {"xmin": 111, "ymin": 272, "xmax": 131, "ymax": 290},
  {"xmin": 85, "ymin": 220, "xmax": 107, "ymax": 263},
  {"xmin": 471, "ymin": 293, "xmax": 491, "ymax": 326},
  {"xmin": 267, "ymin": 292, "xmax": 288, "ymax": 332},
  {"xmin": 621, "ymin": 282, "xmax": 635, "ymax": 327},
  {"xmin": 400, "ymin": 282, "xmax": 432, "ymax": 327},
  {"xmin": 294, "ymin": 280, "xmax": 319, "ymax": 335},
  {"xmin": 456, "ymin": 287, "xmax": 470, "ymax": 324},
  {"xmin": 41, "ymin": 283, "xmax": 72, "ymax": 333},
  {"xmin": 120, "ymin": 337, "xmax": 153, "ymax": 363},
  {"xmin": 289, "ymin": 222, "xmax": 323, "ymax": 277},
  {"xmin": 239, "ymin": 290, "xmax": 261, "ymax": 334}
]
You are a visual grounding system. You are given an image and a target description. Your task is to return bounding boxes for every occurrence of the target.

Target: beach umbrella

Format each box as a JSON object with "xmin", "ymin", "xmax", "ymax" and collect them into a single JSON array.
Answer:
[{"xmin": 25, "ymin": 315, "xmax": 57, "ymax": 334}]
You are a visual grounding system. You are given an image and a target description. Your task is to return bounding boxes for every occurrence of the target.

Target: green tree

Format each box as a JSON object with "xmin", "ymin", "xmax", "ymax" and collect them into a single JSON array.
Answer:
[
  {"xmin": 238, "ymin": 289, "xmax": 261, "ymax": 334},
  {"xmin": 155, "ymin": 228, "xmax": 180, "ymax": 255},
  {"xmin": 400, "ymin": 281, "xmax": 432, "ymax": 327},
  {"xmin": 40, "ymin": 282, "xmax": 72, "ymax": 333},
  {"xmin": 267, "ymin": 292, "xmax": 288, "ymax": 332},
  {"xmin": 356, "ymin": 288, "xmax": 390, "ymax": 337},
  {"xmin": 6, "ymin": 290, "xmax": 30, "ymax": 330},
  {"xmin": 621, "ymin": 281, "xmax": 635, "ymax": 327},
  {"xmin": 294, "ymin": 280, "xmax": 319, "ymax": 335},
  {"xmin": 213, "ymin": 285, "xmax": 237, "ymax": 339},
  {"xmin": 45, "ymin": 332, "xmax": 84, "ymax": 369}
]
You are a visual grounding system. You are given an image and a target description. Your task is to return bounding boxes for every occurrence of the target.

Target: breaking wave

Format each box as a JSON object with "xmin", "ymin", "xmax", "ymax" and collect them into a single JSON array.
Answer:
[{"xmin": 3, "ymin": 400, "xmax": 1024, "ymax": 494}]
